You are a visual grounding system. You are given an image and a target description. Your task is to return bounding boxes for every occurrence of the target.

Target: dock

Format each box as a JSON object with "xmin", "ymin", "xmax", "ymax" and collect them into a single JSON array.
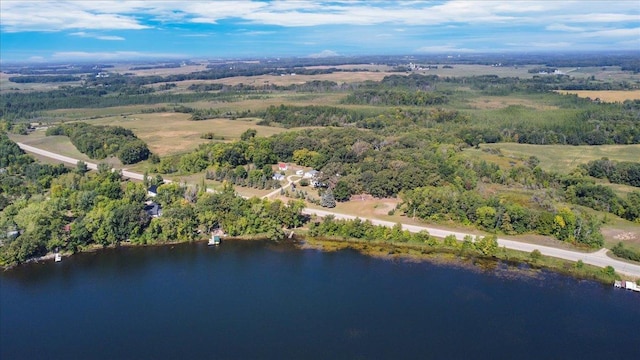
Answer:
[{"xmin": 614, "ymin": 280, "xmax": 639, "ymax": 292}]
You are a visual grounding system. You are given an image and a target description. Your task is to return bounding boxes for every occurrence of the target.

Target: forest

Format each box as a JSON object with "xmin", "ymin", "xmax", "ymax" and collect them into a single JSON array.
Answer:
[{"xmin": 0, "ymin": 133, "xmax": 307, "ymax": 267}]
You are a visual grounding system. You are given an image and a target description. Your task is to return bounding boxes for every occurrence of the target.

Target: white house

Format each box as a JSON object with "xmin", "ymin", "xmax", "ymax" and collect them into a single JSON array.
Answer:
[
  {"xmin": 272, "ymin": 173, "xmax": 285, "ymax": 181},
  {"xmin": 304, "ymin": 170, "xmax": 319, "ymax": 179}
]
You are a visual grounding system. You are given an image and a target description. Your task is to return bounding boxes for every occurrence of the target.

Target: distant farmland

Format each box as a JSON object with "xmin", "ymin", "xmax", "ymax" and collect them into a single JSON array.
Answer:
[{"xmin": 558, "ymin": 90, "xmax": 640, "ymax": 103}]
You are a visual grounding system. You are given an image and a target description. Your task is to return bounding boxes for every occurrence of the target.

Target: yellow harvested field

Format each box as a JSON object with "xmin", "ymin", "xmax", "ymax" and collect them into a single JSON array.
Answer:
[
  {"xmin": 558, "ymin": 90, "xmax": 640, "ymax": 103},
  {"xmin": 196, "ymin": 71, "xmax": 394, "ymax": 86},
  {"xmin": 88, "ymin": 113, "xmax": 292, "ymax": 156}
]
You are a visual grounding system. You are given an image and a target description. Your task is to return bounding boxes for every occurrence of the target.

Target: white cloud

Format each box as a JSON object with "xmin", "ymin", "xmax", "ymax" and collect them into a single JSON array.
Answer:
[
  {"xmin": 0, "ymin": 1, "xmax": 638, "ymax": 33},
  {"xmin": 27, "ymin": 56, "xmax": 46, "ymax": 62},
  {"xmin": 307, "ymin": 49, "xmax": 339, "ymax": 58},
  {"xmin": 416, "ymin": 44, "xmax": 475, "ymax": 53},
  {"xmin": 51, "ymin": 51, "xmax": 186, "ymax": 60},
  {"xmin": 70, "ymin": 32, "xmax": 125, "ymax": 41},
  {"xmin": 0, "ymin": 1, "xmax": 150, "ymax": 32},
  {"xmin": 527, "ymin": 41, "xmax": 573, "ymax": 48},
  {"xmin": 581, "ymin": 27, "xmax": 640, "ymax": 38},
  {"xmin": 545, "ymin": 24, "xmax": 585, "ymax": 32}
]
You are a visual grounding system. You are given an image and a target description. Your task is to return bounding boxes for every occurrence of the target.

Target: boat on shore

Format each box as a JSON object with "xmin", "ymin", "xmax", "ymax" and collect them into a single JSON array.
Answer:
[
  {"xmin": 614, "ymin": 280, "xmax": 639, "ymax": 292},
  {"xmin": 208, "ymin": 234, "xmax": 221, "ymax": 246},
  {"xmin": 54, "ymin": 253, "xmax": 62, "ymax": 262}
]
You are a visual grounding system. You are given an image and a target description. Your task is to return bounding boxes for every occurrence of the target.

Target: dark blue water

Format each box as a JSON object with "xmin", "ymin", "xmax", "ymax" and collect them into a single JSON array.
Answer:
[{"xmin": 1, "ymin": 240, "xmax": 639, "ymax": 360}]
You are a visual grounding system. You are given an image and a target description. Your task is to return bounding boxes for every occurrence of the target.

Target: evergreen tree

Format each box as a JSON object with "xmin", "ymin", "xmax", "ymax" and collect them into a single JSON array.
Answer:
[{"xmin": 320, "ymin": 189, "xmax": 336, "ymax": 208}]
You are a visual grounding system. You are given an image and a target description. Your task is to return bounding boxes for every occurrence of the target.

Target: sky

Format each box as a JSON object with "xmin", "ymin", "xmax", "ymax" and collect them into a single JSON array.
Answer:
[{"xmin": 0, "ymin": 0, "xmax": 638, "ymax": 62}]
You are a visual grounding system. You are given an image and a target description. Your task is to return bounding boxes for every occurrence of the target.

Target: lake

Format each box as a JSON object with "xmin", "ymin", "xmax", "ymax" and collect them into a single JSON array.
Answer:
[{"xmin": 1, "ymin": 240, "xmax": 639, "ymax": 359}]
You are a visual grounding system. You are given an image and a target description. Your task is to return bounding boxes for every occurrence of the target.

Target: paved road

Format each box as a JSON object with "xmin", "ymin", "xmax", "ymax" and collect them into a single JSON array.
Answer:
[
  {"xmin": 17, "ymin": 143, "xmax": 168, "ymax": 183},
  {"xmin": 17, "ymin": 142, "xmax": 640, "ymax": 278}
]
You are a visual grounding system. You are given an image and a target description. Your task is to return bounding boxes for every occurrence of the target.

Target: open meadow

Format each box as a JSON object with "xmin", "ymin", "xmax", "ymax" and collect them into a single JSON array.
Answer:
[
  {"xmin": 87, "ymin": 113, "xmax": 295, "ymax": 156},
  {"xmin": 469, "ymin": 143, "xmax": 640, "ymax": 175}
]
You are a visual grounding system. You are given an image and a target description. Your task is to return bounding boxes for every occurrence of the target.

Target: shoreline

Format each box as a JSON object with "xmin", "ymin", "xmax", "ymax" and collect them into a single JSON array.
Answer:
[
  {"xmin": 9, "ymin": 234, "xmax": 639, "ymax": 287},
  {"xmin": 299, "ymin": 236, "xmax": 636, "ymax": 285}
]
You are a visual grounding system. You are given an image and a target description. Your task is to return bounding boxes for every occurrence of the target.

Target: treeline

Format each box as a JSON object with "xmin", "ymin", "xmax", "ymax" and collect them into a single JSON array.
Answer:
[
  {"xmin": 258, "ymin": 105, "xmax": 374, "ymax": 127},
  {"xmin": 374, "ymin": 72, "xmax": 638, "ymax": 93},
  {"xmin": 9, "ymin": 75, "xmax": 81, "ymax": 83},
  {"xmin": 0, "ymin": 87, "xmax": 241, "ymax": 120},
  {"xmin": 129, "ymin": 63, "xmax": 183, "ymax": 70},
  {"xmin": 2, "ymin": 64, "xmax": 113, "ymax": 75},
  {"xmin": 46, "ymin": 123, "xmax": 151, "ymax": 164},
  {"xmin": 342, "ymin": 89, "xmax": 448, "ymax": 106},
  {"xmin": 461, "ymin": 101, "xmax": 640, "ymax": 146},
  {"xmin": 308, "ymin": 215, "xmax": 503, "ymax": 257},
  {"xmin": 400, "ymin": 185, "xmax": 604, "ymax": 247},
  {"xmin": 172, "ymin": 105, "xmax": 253, "ymax": 121},
  {"xmin": 309, "ymin": 215, "xmax": 432, "ymax": 244},
  {"xmin": 581, "ymin": 158, "xmax": 640, "ymax": 187}
]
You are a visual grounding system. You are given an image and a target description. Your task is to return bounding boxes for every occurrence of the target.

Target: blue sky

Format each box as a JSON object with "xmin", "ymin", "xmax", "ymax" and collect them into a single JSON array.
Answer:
[{"xmin": 1, "ymin": 1, "xmax": 638, "ymax": 62}]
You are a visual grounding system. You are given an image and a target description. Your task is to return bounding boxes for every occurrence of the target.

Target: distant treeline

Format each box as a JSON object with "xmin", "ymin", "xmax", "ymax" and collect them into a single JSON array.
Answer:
[
  {"xmin": 9, "ymin": 75, "xmax": 81, "ymax": 83},
  {"xmin": 459, "ymin": 101, "xmax": 640, "ymax": 146},
  {"xmin": 129, "ymin": 63, "xmax": 183, "ymax": 70},
  {"xmin": 187, "ymin": 80, "xmax": 346, "ymax": 93},
  {"xmin": 46, "ymin": 123, "xmax": 151, "ymax": 164},
  {"xmin": 258, "ymin": 105, "xmax": 375, "ymax": 127},
  {"xmin": 343, "ymin": 89, "xmax": 448, "ymax": 106},
  {"xmin": 2, "ymin": 64, "xmax": 113, "ymax": 75},
  {"xmin": 0, "ymin": 87, "xmax": 241, "ymax": 120}
]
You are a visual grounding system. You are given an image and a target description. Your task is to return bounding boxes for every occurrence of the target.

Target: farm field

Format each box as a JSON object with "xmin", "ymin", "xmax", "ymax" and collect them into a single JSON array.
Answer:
[{"xmin": 557, "ymin": 90, "xmax": 640, "ymax": 102}]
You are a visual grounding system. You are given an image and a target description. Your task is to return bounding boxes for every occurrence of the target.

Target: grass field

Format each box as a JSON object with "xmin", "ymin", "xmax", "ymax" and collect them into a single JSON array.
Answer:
[
  {"xmin": 0, "ymin": 72, "xmax": 81, "ymax": 92},
  {"xmin": 45, "ymin": 104, "xmax": 163, "ymax": 120},
  {"xmin": 557, "ymin": 90, "xmax": 640, "ymax": 103},
  {"xmin": 88, "ymin": 113, "xmax": 294, "ymax": 156},
  {"xmin": 9, "ymin": 130, "xmax": 122, "ymax": 167},
  {"xmin": 470, "ymin": 143, "xmax": 640, "ymax": 175},
  {"xmin": 467, "ymin": 96, "xmax": 560, "ymax": 110}
]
